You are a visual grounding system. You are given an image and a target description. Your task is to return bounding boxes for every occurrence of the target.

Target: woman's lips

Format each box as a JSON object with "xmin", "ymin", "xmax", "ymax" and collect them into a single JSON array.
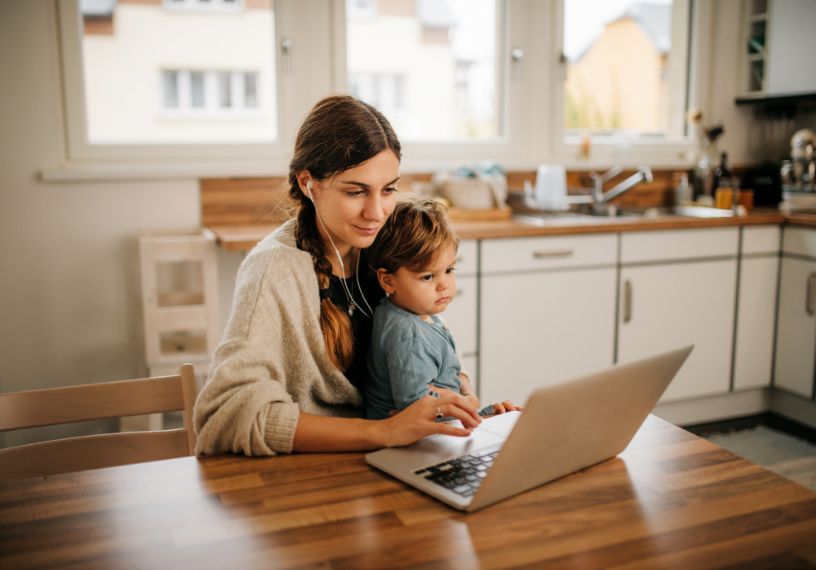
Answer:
[{"xmin": 352, "ymin": 225, "xmax": 380, "ymax": 236}]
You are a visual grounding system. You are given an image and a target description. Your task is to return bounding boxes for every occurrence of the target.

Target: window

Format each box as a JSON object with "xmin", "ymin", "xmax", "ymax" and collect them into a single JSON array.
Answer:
[
  {"xmin": 345, "ymin": 0, "xmax": 501, "ymax": 142},
  {"xmin": 159, "ymin": 70, "xmax": 260, "ymax": 114},
  {"xmin": 560, "ymin": 0, "xmax": 691, "ymax": 145},
  {"xmin": 76, "ymin": 0, "xmax": 275, "ymax": 144},
  {"xmin": 163, "ymin": 0, "xmax": 244, "ymax": 10},
  {"xmin": 53, "ymin": 0, "xmax": 703, "ymax": 179}
]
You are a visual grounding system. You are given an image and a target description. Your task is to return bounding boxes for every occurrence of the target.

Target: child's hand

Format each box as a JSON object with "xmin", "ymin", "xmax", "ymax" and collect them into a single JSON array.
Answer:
[{"xmin": 487, "ymin": 400, "xmax": 523, "ymax": 414}]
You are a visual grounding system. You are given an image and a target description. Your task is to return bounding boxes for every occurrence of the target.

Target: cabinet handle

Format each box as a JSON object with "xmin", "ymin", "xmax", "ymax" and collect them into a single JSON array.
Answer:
[
  {"xmin": 623, "ymin": 280, "xmax": 633, "ymax": 323},
  {"xmin": 532, "ymin": 249, "xmax": 574, "ymax": 259},
  {"xmin": 808, "ymin": 273, "xmax": 816, "ymax": 316}
]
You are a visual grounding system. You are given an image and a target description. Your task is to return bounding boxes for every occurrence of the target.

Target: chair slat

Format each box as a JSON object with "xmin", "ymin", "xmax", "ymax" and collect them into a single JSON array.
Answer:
[
  {"xmin": 0, "ymin": 375, "xmax": 185, "ymax": 431},
  {"xmin": 0, "ymin": 430, "xmax": 190, "ymax": 481}
]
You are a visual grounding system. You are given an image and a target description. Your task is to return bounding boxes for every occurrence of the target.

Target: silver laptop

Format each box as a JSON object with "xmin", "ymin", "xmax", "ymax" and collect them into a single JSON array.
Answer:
[{"xmin": 366, "ymin": 345, "xmax": 693, "ymax": 512}]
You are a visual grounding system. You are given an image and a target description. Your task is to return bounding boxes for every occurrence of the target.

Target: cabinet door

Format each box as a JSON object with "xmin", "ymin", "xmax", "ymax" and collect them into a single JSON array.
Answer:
[
  {"xmin": 618, "ymin": 260, "xmax": 737, "ymax": 402},
  {"xmin": 766, "ymin": 0, "xmax": 816, "ymax": 95},
  {"xmin": 441, "ymin": 275, "xmax": 477, "ymax": 355},
  {"xmin": 774, "ymin": 258, "xmax": 816, "ymax": 398},
  {"xmin": 480, "ymin": 268, "xmax": 616, "ymax": 406},
  {"xmin": 734, "ymin": 256, "xmax": 779, "ymax": 390}
]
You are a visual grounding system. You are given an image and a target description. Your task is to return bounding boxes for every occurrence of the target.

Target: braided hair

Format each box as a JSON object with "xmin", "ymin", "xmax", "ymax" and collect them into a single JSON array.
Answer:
[{"xmin": 288, "ymin": 95, "xmax": 401, "ymax": 371}]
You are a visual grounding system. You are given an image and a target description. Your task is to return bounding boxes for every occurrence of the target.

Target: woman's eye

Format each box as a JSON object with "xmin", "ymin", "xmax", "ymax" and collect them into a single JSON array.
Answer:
[
  {"xmin": 346, "ymin": 190, "xmax": 366, "ymax": 197},
  {"xmin": 383, "ymin": 187, "xmax": 398, "ymax": 195}
]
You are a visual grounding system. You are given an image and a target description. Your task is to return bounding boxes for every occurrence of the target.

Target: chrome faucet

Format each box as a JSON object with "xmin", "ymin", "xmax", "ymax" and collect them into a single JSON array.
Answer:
[{"xmin": 588, "ymin": 166, "xmax": 654, "ymax": 214}]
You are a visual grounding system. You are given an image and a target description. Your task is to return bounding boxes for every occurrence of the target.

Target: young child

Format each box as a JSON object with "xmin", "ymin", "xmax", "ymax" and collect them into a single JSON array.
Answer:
[{"xmin": 364, "ymin": 198, "xmax": 500, "ymax": 420}]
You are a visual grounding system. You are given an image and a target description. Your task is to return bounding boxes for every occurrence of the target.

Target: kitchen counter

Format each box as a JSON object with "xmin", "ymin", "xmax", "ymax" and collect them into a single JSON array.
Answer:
[{"xmin": 208, "ymin": 209, "xmax": 790, "ymax": 251}]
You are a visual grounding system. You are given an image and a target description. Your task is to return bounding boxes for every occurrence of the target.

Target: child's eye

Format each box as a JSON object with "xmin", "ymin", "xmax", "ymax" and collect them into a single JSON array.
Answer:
[
  {"xmin": 446, "ymin": 267, "xmax": 456, "ymax": 274},
  {"xmin": 420, "ymin": 274, "xmax": 433, "ymax": 282}
]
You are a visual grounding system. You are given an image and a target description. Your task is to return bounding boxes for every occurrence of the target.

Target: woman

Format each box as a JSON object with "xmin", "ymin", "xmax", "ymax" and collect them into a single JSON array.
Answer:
[{"xmin": 194, "ymin": 95, "xmax": 486, "ymax": 455}]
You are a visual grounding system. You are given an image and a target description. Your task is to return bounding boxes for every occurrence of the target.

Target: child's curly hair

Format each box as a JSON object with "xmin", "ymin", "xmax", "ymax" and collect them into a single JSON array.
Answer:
[{"xmin": 367, "ymin": 197, "xmax": 459, "ymax": 273}]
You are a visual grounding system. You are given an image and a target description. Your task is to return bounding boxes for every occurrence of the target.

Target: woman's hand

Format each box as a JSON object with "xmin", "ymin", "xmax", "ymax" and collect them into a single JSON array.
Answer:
[{"xmin": 378, "ymin": 393, "xmax": 482, "ymax": 448}]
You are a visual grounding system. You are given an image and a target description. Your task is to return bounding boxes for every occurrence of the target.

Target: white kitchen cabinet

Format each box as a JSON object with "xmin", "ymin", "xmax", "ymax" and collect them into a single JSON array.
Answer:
[
  {"xmin": 765, "ymin": 0, "xmax": 816, "ymax": 95},
  {"xmin": 439, "ymin": 240, "xmax": 479, "ymax": 389},
  {"xmin": 442, "ymin": 274, "xmax": 477, "ymax": 355},
  {"xmin": 618, "ymin": 228, "xmax": 739, "ymax": 402},
  {"xmin": 480, "ymin": 234, "xmax": 617, "ymax": 406},
  {"xmin": 733, "ymin": 226, "xmax": 780, "ymax": 390},
  {"xmin": 740, "ymin": 0, "xmax": 816, "ymax": 96},
  {"xmin": 774, "ymin": 257, "xmax": 816, "ymax": 398}
]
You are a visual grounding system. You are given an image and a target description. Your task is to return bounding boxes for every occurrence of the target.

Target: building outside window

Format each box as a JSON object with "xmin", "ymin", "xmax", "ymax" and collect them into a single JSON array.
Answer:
[
  {"xmin": 79, "ymin": 0, "xmax": 275, "ymax": 144},
  {"xmin": 562, "ymin": 0, "xmax": 689, "ymax": 142},
  {"xmin": 345, "ymin": 0, "xmax": 500, "ymax": 142}
]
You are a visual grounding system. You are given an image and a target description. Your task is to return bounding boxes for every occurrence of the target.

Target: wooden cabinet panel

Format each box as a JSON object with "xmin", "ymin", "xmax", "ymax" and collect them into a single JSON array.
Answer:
[
  {"xmin": 481, "ymin": 234, "xmax": 616, "ymax": 274},
  {"xmin": 480, "ymin": 268, "xmax": 616, "ymax": 406},
  {"xmin": 734, "ymin": 256, "xmax": 779, "ymax": 390},
  {"xmin": 441, "ymin": 275, "xmax": 477, "ymax": 355},
  {"xmin": 742, "ymin": 226, "xmax": 780, "ymax": 255},
  {"xmin": 618, "ymin": 260, "xmax": 737, "ymax": 402},
  {"xmin": 455, "ymin": 240, "xmax": 478, "ymax": 276},
  {"xmin": 621, "ymin": 228, "xmax": 738, "ymax": 264},
  {"xmin": 775, "ymin": 257, "xmax": 816, "ymax": 398}
]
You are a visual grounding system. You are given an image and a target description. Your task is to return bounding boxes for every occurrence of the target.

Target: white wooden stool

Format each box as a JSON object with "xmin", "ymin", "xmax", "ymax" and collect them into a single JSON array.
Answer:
[{"xmin": 124, "ymin": 230, "xmax": 219, "ymax": 431}]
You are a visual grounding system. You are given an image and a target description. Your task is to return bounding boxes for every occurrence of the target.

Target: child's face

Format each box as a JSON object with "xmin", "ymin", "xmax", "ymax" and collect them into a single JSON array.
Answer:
[{"xmin": 384, "ymin": 242, "xmax": 458, "ymax": 318}]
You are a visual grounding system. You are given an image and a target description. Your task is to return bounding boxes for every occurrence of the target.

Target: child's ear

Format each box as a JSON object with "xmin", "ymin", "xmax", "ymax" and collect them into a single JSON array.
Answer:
[{"xmin": 376, "ymin": 269, "xmax": 395, "ymax": 295}]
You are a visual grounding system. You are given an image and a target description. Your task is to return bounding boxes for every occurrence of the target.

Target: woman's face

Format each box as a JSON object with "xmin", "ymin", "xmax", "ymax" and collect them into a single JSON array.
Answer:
[{"xmin": 302, "ymin": 150, "xmax": 401, "ymax": 256}]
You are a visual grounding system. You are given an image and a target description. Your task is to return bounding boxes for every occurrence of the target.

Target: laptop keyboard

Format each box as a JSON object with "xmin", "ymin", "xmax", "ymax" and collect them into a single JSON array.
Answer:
[{"xmin": 413, "ymin": 446, "xmax": 500, "ymax": 498}]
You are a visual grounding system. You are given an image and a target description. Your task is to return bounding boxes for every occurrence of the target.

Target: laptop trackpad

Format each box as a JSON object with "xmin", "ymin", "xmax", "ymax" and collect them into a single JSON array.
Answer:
[
  {"xmin": 478, "ymin": 411, "xmax": 521, "ymax": 439},
  {"xmin": 368, "ymin": 421, "xmax": 507, "ymax": 472}
]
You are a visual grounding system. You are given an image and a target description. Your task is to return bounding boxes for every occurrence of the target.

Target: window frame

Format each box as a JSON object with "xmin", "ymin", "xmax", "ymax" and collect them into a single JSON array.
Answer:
[
  {"xmin": 46, "ymin": 0, "xmax": 708, "ymax": 181},
  {"xmin": 47, "ymin": 0, "xmax": 332, "ymax": 180},
  {"xmin": 331, "ymin": 0, "xmax": 539, "ymax": 172},
  {"xmin": 547, "ymin": 0, "xmax": 710, "ymax": 168}
]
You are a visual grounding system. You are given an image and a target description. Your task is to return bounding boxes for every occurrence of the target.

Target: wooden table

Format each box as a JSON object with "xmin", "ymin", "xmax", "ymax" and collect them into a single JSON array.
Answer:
[{"xmin": 2, "ymin": 416, "xmax": 815, "ymax": 569}]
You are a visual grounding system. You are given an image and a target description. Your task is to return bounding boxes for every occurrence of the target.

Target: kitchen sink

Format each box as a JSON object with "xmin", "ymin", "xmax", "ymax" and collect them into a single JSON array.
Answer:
[{"xmin": 512, "ymin": 205, "xmax": 736, "ymax": 224}]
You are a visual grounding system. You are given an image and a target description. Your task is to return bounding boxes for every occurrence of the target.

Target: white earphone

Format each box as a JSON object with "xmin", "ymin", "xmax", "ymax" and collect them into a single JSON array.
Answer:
[{"xmin": 304, "ymin": 177, "xmax": 374, "ymax": 319}]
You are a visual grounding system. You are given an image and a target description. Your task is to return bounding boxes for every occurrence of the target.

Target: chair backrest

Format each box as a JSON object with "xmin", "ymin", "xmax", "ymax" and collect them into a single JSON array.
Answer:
[{"xmin": 0, "ymin": 364, "xmax": 197, "ymax": 480}]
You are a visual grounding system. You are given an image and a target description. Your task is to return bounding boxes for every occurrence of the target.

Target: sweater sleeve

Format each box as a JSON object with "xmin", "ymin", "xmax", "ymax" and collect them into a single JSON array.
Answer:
[{"xmin": 193, "ymin": 250, "xmax": 303, "ymax": 456}]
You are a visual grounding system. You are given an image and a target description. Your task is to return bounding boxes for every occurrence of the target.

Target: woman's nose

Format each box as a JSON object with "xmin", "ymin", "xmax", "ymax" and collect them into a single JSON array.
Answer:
[{"xmin": 362, "ymin": 194, "xmax": 385, "ymax": 221}]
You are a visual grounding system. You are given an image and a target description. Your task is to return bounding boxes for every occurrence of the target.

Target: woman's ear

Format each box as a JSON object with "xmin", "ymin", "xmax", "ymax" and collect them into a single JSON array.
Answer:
[
  {"xmin": 376, "ymin": 269, "xmax": 395, "ymax": 295},
  {"xmin": 295, "ymin": 171, "xmax": 314, "ymax": 199}
]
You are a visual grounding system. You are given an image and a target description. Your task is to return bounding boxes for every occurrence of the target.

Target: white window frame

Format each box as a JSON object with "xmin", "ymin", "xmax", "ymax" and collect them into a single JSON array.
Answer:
[
  {"xmin": 332, "ymin": 0, "xmax": 538, "ymax": 172},
  {"xmin": 46, "ymin": 0, "xmax": 708, "ymax": 181},
  {"xmin": 547, "ymin": 0, "xmax": 710, "ymax": 168},
  {"xmin": 45, "ymin": 0, "xmax": 333, "ymax": 181}
]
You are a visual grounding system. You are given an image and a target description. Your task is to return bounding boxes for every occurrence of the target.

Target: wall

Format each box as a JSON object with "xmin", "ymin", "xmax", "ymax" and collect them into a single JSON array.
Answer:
[{"xmin": 0, "ymin": 0, "xmax": 243, "ymax": 447}]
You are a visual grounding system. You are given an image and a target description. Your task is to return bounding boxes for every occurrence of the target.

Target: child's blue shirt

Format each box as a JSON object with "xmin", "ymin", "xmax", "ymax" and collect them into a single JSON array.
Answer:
[{"xmin": 365, "ymin": 298, "xmax": 461, "ymax": 420}]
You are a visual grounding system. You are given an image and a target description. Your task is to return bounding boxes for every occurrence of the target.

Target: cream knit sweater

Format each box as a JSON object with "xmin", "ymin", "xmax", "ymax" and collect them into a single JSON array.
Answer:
[{"xmin": 193, "ymin": 219, "xmax": 364, "ymax": 456}]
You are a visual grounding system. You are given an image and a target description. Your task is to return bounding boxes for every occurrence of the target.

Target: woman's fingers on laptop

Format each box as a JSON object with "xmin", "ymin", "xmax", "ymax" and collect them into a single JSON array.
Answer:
[{"xmin": 434, "ymin": 395, "xmax": 481, "ymax": 429}]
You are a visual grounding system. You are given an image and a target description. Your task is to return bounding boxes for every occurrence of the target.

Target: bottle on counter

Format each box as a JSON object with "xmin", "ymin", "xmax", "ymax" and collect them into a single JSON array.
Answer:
[
  {"xmin": 673, "ymin": 172, "xmax": 692, "ymax": 206},
  {"xmin": 714, "ymin": 151, "xmax": 738, "ymax": 210}
]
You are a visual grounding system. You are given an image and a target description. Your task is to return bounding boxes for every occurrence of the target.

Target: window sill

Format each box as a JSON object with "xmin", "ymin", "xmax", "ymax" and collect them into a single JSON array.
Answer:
[{"xmin": 39, "ymin": 159, "xmax": 290, "ymax": 183}]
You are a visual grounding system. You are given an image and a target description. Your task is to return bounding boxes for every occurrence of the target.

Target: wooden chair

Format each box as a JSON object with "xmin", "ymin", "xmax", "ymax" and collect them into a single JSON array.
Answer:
[{"xmin": 0, "ymin": 364, "xmax": 197, "ymax": 481}]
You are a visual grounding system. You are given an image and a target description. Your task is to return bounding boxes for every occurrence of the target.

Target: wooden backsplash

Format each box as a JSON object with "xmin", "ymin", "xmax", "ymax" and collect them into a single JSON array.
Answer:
[{"xmin": 201, "ymin": 169, "xmax": 683, "ymax": 227}]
